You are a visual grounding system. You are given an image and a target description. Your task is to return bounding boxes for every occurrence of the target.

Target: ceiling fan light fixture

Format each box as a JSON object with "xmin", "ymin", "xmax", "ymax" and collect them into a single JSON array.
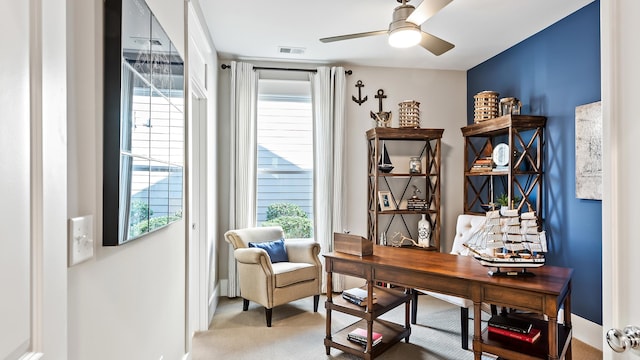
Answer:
[{"xmin": 388, "ymin": 27, "xmax": 421, "ymax": 48}]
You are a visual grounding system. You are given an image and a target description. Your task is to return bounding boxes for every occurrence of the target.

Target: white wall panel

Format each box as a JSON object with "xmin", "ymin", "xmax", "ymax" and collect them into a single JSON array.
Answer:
[{"xmin": 0, "ymin": 1, "xmax": 31, "ymax": 358}]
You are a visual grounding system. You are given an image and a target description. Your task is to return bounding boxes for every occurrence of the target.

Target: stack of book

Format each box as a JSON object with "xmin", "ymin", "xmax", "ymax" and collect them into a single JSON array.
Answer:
[
  {"xmin": 487, "ymin": 315, "xmax": 541, "ymax": 344},
  {"xmin": 342, "ymin": 287, "xmax": 377, "ymax": 306},
  {"xmin": 407, "ymin": 198, "xmax": 428, "ymax": 210},
  {"xmin": 470, "ymin": 157, "xmax": 493, "ymax": 172},
  {"xmin": 347, "ymin": 328, "xmax": 383, "ymax": 347}
]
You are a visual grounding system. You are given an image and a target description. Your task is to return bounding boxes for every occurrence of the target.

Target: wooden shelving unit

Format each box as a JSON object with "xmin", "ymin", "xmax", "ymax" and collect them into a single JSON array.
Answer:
[
  {"xmin": 366, "ymin": 127, "xmax": 443, "ymax": 251},
  {"xmin": 461, "ymin": 114, "xmax": 546, "ymax": 222}
]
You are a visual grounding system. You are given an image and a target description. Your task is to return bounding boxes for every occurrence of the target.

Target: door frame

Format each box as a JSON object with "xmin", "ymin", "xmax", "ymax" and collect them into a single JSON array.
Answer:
[
  {"xmin": 185, "ymin": 2, "xmax": 213, "ymax": 355},
  {"xmin": 187, "ymin": 82, "xmax": 210, "ymax": 341},
  {"xmin": 600, "ymin": 1, "xmax": 635, "ymax": 358}
]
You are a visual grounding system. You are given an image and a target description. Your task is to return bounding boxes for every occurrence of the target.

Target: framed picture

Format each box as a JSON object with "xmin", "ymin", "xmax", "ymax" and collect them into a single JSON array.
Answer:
[
  {"xmin": 378, "ymin": 191, "xmax": 396, "ymax": 211},
  {"xmin": 575, "ymin": 101, "xmax": 602, "ymax": 200}
]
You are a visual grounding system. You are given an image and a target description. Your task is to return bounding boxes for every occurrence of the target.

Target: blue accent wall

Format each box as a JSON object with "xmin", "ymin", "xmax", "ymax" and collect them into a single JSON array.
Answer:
[{"xmin": 467, "ymin": 1, "xmax": 601, "ymax": 324}]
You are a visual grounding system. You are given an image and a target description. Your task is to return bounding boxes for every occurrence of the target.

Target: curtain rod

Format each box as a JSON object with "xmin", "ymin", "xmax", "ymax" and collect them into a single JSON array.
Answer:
[{"xmin": 220, "ymin": 63, "xmax": 352, "ymax": 75}]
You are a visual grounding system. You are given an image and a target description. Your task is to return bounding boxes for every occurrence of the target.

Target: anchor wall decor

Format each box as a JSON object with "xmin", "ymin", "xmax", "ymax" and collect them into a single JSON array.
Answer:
[
  {"xmin": 352, "ymin": 80, "xmax": 367, "ymax": 106},
  {"xmin": 370, "ymin": 89, "xmax": 392, "ymax": 127}
]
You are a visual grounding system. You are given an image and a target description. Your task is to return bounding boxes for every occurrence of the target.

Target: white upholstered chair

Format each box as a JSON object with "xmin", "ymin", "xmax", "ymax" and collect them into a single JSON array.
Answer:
[
  {"xmin": 411, "ymin": 214, "xmax": 495, "ymax": 349},
  {"xmin": 224, "ymin": 226, "xmax": 322, "ymax": 327}
]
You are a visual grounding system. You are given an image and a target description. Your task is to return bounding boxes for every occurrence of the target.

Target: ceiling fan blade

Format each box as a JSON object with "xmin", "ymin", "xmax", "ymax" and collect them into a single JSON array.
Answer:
[
  {"xmin": 419, "ymin": 31, "xmax": 454, "ymax": 56},
  {"xmin": 406, "ymin": 0, "xmax": 453, "ymax": 26},
  {"xmin": 320, "ymin": 30, "xmax": 388, "ymax": 43}
]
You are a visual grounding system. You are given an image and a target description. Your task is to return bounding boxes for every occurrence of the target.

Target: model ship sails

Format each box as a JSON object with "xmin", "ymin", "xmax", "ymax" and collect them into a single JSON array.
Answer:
[
  {"xmin": 378, "ymin": 142, "xmax": 394, "ymax": 173},
  {"xmin": 463, "ymin": 208, "xmax": 547, "ymax": 275}
]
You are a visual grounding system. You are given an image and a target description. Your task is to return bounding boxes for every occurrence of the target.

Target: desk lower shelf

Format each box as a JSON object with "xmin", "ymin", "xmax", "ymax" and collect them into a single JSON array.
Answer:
[
  {"xmin": 325, "ymin": 285, "xmax": 411, "ymax": 359},
  {"xmin": 324, "ymin": 318, "xmax": 410, "ymax": 359},
  {"xmin": 479, "ymin": 315, "xmax": 572, "ymax": 360}
]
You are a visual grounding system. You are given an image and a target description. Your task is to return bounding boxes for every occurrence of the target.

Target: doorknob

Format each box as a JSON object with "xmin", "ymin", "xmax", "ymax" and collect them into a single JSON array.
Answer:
[{"xmin": 607, "ymin": 325, "xmax": 640, "ymax": 352}]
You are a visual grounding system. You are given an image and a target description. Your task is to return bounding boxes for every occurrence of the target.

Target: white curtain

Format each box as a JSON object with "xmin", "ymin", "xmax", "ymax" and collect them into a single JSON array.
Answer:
[
  {"xmin": 227, "ymin": 61, "xmax": 258, "ymax": 297},
  {"xmin": 310, "ymin": 67, "xmax": 347, "ymax": 293}
]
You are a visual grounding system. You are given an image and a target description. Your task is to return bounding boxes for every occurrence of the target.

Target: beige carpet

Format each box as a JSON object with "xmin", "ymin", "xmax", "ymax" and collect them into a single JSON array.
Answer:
[{"xmin": 192, "ymin": 295, "xmax": 602, "ymax": 360}]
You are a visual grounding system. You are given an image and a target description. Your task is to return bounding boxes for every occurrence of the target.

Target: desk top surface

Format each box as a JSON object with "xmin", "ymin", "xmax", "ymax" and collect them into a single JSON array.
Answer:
[{"xmin": 325, "ymin": 245, "xmax": 573, "ymax": 296}]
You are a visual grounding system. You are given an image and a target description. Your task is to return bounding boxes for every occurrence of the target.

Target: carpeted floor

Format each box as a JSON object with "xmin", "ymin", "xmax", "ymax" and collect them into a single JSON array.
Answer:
[{"xmin": 191, "ymin": 295, "xmax": 602, "ymax": 360}]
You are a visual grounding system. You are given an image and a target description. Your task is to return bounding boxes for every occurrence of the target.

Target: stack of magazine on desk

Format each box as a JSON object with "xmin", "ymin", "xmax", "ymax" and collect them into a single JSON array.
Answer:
[
  {"xmin": 342, "ymin": 287, "xmax": 377, "ymax": 306},
  {"xmin": 487, "ymin": 315, "xmax": 541, "ymax": 344}
]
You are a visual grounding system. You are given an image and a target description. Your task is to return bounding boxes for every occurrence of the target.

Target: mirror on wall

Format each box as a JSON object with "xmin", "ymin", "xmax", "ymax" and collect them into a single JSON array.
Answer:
[{"xmin": 104, "ymin": 0, "xmax": 184, "ymax": 245}]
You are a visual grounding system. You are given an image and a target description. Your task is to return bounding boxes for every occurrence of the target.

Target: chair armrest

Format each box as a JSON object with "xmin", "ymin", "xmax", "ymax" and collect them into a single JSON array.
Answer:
[
  {"xmin": 284, "ymin": 238, "xmax": 321, "ymax": 265},
  {"xmin": 234, "ymin": 248, "xmax": 274, "ymax": 275}
]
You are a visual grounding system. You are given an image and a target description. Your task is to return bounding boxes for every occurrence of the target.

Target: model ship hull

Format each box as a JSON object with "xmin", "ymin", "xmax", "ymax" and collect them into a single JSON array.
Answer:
[{"xmin": 473, "ymin": 255, "xmax": 545, "ymax": 268}]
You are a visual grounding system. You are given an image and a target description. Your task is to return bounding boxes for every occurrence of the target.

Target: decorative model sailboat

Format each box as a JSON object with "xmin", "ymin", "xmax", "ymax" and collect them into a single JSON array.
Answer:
[
  {"xmin": 378, "ymin": 142, "xmax": 394, "ymax": 173},
  {"xmin": 463, "ymin": 206, "xmax": 547, "ymax": 277}
]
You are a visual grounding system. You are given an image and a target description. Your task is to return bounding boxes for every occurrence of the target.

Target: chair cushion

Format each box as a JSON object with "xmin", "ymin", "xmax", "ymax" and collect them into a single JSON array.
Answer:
[
  {"xmin": 249, "ymin": 239, "xmax": 289, "ymax": 263},
  {"xmin": 272, "ymin": 262, "xmax": 317, "ymax": 287}
]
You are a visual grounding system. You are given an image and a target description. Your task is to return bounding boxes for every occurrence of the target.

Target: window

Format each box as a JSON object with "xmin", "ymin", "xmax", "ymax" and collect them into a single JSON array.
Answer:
[{"xmin": 256, "ymin": 79, "xmax": 313, "ymax": 239}]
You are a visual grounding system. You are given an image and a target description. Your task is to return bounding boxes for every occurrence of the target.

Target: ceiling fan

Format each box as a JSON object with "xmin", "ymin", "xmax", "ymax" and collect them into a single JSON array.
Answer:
[{"xmin": 320, "ymin": 0, "xmax": 454, "ymax": 56}]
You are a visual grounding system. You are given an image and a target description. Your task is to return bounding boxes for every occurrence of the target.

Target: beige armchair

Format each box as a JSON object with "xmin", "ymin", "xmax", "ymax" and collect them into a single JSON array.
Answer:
[
  {"xmin": 224, "ymin": 226, "xmax": 322, "ymax": 327},
  {"xmin": 412, "ymin": 214, "xmax": 496, "ymax": 349}
]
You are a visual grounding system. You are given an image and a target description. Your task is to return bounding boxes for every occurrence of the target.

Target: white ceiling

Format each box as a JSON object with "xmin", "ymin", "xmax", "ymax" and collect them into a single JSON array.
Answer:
[{"xmin": 199, "ymin": 0, "xmax": 594, "ymax": 71}]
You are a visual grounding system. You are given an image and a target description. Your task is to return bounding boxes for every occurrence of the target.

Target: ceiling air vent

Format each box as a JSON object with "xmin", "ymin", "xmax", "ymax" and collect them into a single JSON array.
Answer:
[
  {"xmin": 278, "ymin": 46, "xmax": 305, "ymax": 55},
  {"xmin": 132, "ymin": 37, "xmax": 163, "ymax": 46}
]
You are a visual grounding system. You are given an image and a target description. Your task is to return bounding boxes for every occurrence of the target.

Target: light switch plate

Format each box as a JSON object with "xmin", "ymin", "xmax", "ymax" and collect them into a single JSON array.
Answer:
[{"xmin": 68, "ymin": 215, "xmax": 94, "ymax": 266}]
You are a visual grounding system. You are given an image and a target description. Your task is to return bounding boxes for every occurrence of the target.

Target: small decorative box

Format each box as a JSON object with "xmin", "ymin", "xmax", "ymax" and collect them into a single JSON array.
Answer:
[{"xmin": 334, "ymin": 233, "xmax": 373, "ymax": 256}]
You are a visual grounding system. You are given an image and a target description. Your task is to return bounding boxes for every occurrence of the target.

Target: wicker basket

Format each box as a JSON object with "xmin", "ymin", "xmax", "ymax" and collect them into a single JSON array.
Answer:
[
  {"xmin": 473, "ymin": 91, "xmax": 499, "ymax": 123},
  {"xmin": 398, "ymin": 100, "xmax": 421, "ymax": 128}
]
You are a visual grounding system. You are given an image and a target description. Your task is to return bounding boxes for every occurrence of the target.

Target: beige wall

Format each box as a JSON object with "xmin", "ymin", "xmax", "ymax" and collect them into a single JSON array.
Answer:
[
  {"xmin": 343, "ymin": 65, "xmax": 467, "ymax": 251},
  {"xmin": 216, "ymin": 62, "xmax": 467, "ymax": 284}
]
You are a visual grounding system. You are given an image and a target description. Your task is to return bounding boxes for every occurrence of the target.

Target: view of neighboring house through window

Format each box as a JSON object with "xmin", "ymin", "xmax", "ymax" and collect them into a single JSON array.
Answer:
[{"xmin": 256, "ymin": 79, "xmax": 313, "ymax": 239}]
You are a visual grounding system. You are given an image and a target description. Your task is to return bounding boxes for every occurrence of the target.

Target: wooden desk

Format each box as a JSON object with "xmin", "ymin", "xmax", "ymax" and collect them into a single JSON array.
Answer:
[{"xmin": 324, "ymin": 245, "xmax": 573, "ymax": 360}]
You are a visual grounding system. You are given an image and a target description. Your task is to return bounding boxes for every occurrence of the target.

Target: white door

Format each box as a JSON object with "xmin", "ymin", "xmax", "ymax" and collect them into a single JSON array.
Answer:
[{"xmin": 602, "ymin": 1, "xmax": 640, "ymax": 358}]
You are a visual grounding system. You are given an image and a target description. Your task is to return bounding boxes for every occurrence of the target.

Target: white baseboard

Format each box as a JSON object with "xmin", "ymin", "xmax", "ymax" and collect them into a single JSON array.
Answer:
[
  {"xmin": 557, "ymin": 309, "xmax": 602, "ymax": 351},
  {"xmin": 220, "ymin": 279, "xmax": 228, "ymax": 297},
  {"xmin": 571, "ymin": 312, "xmax": 603, "ymax": 351},
  {"xmin": 209, "ymin": 283, "xmax": 220, "ymax": 326}
]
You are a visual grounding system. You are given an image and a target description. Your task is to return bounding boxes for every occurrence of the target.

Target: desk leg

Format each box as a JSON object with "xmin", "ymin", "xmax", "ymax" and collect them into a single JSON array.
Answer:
[
  {"xmin": 473, "ymin": 301, "xmax": 482, "ymax": 360},
  {"xmin": 325, "ymin": 270, "xmax": 333, "ymax": 355},
  {"xmin": 548, "ymin": 312, "xmax": 558, "ymax": 360},
  {"xmin": 365, "ymin": 280, "xmax": 374, "ymax": 354},
  {"xmin": 564, "ymin": 285, "xmax": 573, "ymax": 360}
]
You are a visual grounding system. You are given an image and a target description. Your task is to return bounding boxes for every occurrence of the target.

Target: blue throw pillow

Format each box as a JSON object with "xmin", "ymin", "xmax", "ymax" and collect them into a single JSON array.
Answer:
[{"xmin": 248, "ymin": 239, "xmax": 289, "ymax": 263}]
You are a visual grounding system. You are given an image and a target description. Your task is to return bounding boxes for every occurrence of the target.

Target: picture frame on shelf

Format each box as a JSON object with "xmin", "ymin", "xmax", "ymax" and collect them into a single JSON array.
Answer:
[{"xmin": 378, "ymin": 191, "xmax": 396, "ymax": 211}]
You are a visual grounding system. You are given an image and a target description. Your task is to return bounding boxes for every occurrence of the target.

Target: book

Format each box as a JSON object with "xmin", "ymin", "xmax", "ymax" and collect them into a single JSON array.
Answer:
[
  {"xmin": 488, "ymin": 315, "xmax": 533, "ymax": 334},
  {"xmin": 488, "ymin": 326, "xmax": 541, "ymax": 344},
  {"xmin": 342, "ymin": 288, "xmax": 377, "ymax": 306},
  {"xmin": 347, "ymin": 328, "xmax": 383, "ymax": 346}
]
